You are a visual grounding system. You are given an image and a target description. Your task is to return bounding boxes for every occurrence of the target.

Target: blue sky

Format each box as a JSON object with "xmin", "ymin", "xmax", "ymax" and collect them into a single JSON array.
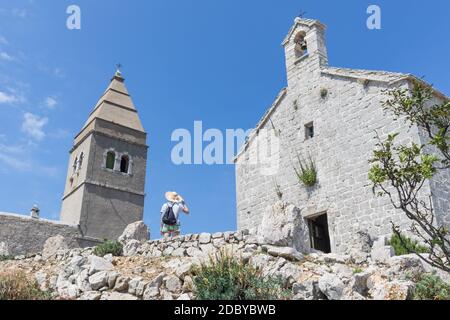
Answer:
[{"xmin": 0, "ymin": 0, "xmax": 449, "ymax": 237}]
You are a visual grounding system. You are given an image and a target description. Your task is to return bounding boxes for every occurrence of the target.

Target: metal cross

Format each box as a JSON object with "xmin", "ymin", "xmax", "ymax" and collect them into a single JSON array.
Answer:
[
  {"xmin": 298, "ymin": 11, "xmax": 307, "ymax": 19},
  {"xmin": 116, "ymin": 63, "xmax": 122, "ymax": 72}
]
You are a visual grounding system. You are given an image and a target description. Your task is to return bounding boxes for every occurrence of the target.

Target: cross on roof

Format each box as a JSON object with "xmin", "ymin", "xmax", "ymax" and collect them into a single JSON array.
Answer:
[
  {"xmin": 298, "ymin": 11, "xmax": 307, "ymax": 19},
  {"xmin": 116, "ymin": 63, "xmax": 122, "ymax": 72}
]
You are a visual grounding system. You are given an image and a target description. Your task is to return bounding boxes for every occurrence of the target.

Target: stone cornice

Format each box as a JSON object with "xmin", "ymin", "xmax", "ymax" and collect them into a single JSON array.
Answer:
[{"xmin": 62, "ymin": 180, "xmax": 146, "ymax": 201}]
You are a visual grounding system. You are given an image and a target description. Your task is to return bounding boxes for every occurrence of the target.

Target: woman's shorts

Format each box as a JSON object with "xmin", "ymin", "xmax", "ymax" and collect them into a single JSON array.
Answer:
[{"xmin": 161, "ymin": 224, "xmax": 180, "ymax": 233}]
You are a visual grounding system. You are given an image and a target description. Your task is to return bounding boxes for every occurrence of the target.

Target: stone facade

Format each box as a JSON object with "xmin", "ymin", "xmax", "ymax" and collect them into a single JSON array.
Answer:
[
  {"xmin": 0, "ymin": 212, "xmax": 100, "ymax": 256},
  {"xmin": 235, "ymin": 18, "xmax": 450, "ymax": 254},
  {"xmin": 60, "ymin": 71, "xmax": 148, "ymax": 240}
]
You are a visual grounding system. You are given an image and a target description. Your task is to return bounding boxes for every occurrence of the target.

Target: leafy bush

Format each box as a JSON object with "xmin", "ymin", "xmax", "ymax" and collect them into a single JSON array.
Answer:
[
  {"xmin": 414, "ymin": 272, "xmax": 450, "ymax": 300},
  {"xmin": 0, "ymin": 255, "xmax": 13, "ymax": 262},
  {"xmin": 192, "ymin": 250, "xmax": 290, "ymax": 300},
  {"xmin": 293, "ymin": 154, "xmax": 317, "ymax": 187},
  {"xmin": 353, "ymin": 268, "xmax": 363, "ymax": 274},
  {"xmin": 0, "ymin": 271, "xmax": 51, "ymax": 300},
  {"xmin": 93, "ymin": 240, "xmax": 123, "ymax": 257},
  {"xmin": 388, "ymin": 234, "xmax": 429, "ymax": 256}
]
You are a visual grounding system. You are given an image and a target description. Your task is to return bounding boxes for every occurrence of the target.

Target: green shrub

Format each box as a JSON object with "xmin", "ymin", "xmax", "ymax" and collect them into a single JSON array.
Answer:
[
  {"xmin": 388, "ymin": 234, "xmax": 429, "ymax": 256},
  {"xmin": 0, "ymin": 271, "xmax": 52, "ymax": 300},
  {"xmin": 293, "ymin": 154, "xmax": 317, "ymax": 187},
  {"xmin": 0, "ymin": 255, "xmax": 13, "ymax": 262},
  {"xmin": 414, "ymin": 272, "xmax": 450, "ymax": 300},
  {"xmin": 192, "ymin": 250, "xmax": 290, "ymax": 300},
  {"xmin": 93, "ymin": 240, "xmax": 123, "ymax": 257},
  {"xmin": 353, "ymin": 268, "xmax": 363, "ymax": 274}
]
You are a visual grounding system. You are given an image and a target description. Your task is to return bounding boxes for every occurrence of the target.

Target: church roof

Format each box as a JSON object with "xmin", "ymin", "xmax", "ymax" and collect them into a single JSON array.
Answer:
[{"xmin": 81, "ymin": 71, "xmax": 145, "ymax": 133}]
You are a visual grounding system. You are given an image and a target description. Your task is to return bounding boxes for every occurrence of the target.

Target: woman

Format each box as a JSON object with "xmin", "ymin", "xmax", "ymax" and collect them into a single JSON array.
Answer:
[{"xmin": 160, "ymin": 191, "xmax": 189, "ymax": 238}]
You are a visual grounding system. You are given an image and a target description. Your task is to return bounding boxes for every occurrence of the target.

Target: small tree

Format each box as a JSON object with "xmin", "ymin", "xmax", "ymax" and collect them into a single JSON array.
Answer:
[{"xmin": 369, "ymin": 82, "xmax": 450, "ymax": 272}]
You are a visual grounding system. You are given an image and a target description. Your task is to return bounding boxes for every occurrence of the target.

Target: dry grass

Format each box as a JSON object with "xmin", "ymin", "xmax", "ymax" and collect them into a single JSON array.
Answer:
[{"xmin": 0, "ymin": 271, "xmax": 51, "ymax": 300}]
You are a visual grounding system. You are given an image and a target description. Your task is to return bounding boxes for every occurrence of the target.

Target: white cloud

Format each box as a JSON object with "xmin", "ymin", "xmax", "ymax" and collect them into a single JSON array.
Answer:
[
  {"xmin": 53, "ymin": 68, "xmax": 65, "ymax": 78},
  {"xmin": 12, "ymin": 8, "xmax": 28, "ymax": 19},
  {"xmin": 0, "ymin": 51, "xmax": 14, "ymax": 61},
  {"xmin": 44, "ymin": 96, "xmax": 57, "ymax": 109},
  {"xmin": 21, "ymin": 113, "xmax": 48, "ymax": 141},
  {"xmin": 0, "ymin": 143, "xmax": 59, "ymax": 176},
  {"xmin": 0, "ymin": 91, "xmax": 19, "ymax": 104},
  {"xmin": 0, "ymin": 36, "xmax": 7, "ymax": 45}
]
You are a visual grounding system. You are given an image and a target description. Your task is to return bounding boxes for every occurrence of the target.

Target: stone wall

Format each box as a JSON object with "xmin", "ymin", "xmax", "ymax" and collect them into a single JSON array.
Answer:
[
  {"xmin": 1, "ymin": 228, "xmax": 436, "ymax": 300},
  {"xmin": 122, "ymin": 230, "xmax": 257, "ymax": 259},
  {"xmin": 0, "ymin": 212, "xmax": 100, "ymax": 256}
]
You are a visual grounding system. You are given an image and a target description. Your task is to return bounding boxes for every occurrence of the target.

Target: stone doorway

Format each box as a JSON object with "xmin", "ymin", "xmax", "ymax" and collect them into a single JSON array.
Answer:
[{"xmin": 306, "ymin": 213, "xmax": 331, "ymax": 253}]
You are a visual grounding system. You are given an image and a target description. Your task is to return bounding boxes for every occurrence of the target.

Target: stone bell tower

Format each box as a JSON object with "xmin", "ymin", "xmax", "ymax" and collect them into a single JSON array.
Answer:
[{"xmin": 60, "ymin": 70, "xmax": 148, "ymax": 240}]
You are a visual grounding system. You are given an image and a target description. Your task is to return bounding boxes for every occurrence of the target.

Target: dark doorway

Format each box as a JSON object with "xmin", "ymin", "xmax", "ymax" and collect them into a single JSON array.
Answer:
[{"xmin": 307, "ymin": 213, "xmax": 331, "ymax": 253}]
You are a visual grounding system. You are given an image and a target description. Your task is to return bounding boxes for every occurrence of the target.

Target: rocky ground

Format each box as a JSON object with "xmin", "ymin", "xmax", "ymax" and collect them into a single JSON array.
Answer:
[{"xmin": 1, "ymin": 224, "xmax": 446, "ymax": 300}]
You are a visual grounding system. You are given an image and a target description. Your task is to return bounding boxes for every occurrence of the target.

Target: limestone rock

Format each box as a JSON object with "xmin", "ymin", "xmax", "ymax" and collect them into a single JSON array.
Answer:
[
  {"xmin": 113, "ymin": 276, "xmax": 129, "ymax": 292},
  {"xmin": 177, "ymin": 293, "xmax": 191, "ymax": 300},
  {"xmin": 266, "ymin": 246, "xmax": 304, "ymax": 261},
  {"xmin": 174, "ymin": 261, "xmax": 193, "ymax": 279},
  {"xmin": 88, "ymin": 255, "xmax": 114, "ymax": 275},
  {"xmin": 75, "ymin": 269, "xmax": 92, "ymax": 292},
  {"xmin": 88, "ymin": 271, "xmax": 109, "ymax": 290},
  {"xmin": 123, "ymin": 240, "xmax": 141, "ymax": 257},
  {"xmin": 118, "ymin": 221, "xmax": 149, "ymax": 243},
  {"xmin": 148, "ymin": 273, "xmax": 165, "ymax": 290},
  {"xmin": 42, "ymin": 235, "xmax": 68, "ymax": 260},
  {"xmin": 351, "ymin": 271, "xmax": 371, "ymax": 296},
  {"xmin": 165, "ymin": 275, "xmax": 182, "ymax": 293},
  {"xmin": 172, "ymin": 248, "xmax": 186, "ymax": 257},
  {"xmin": 387, "ymin": 254, "xmax": 425, "ymax": 275},
  {"xmin": 186, "ymin": 247, "xmax": 203, "ymax": 258},
  {"xmin": 370, "ymin": 280, "xmax": 415, "ymax": 300},
  {"xmin": 162, "ymin": 291, "xmax": 174, "ymax": 300},
  {"xmin": 135, "ymin": 280, "xmax": 149, "ymax": 297},
  {"xmin": 79, "ymin": 291, "xmax": 101, "ymax": 301},
  {"xmin": 143, "ymin": 285, "xmax": 159, "ymax": 300},
  {"xmin": 128, "ymin": 277, "xmax": 143, "ymax": 295},
  {"xmin": 371, "ymin": 245, "xmax": 395, "ymax": 264},
  {"xmin": 107, "ymin": 271, "xmax": 119, "ymax": 289},
  {"xmin": 292, "ymin": 280, "xmax": 323, "ymax": 300},
  {"xmin": 182, "ymin": 276, "xmax": 194, "ymax": 293},
  {"xmin": 0, "ymin": 242, "xmax": 9, "ymax": 256},
  {"xmin": 257, "ymin": 201, "xmax": 307, "ymax": 251},
  {"xmin": 35, "ymin": 271, "xmax": 47, "ymax": 291},
  {"xmin": 58, "ymin": 283, "xmax": 79, "ymax": 299},
  {"xmin": 101, "ymin": 292, "xmax": 139, "ymax": 300},
  {"xmin": 212, "ymin": 232, "xmax": 223, "ymax": 239},
  {"xmin": 318, "ymin": 273, "xmax": 345, "ymax": 300},
  {"xmin": 199, "ymin": 233, "xmax": 212, "ymax": 244}
]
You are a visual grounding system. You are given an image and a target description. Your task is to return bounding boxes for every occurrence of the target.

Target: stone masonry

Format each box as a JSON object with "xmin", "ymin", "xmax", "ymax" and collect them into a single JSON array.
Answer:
[
  {"xmin": 234, "ymin": 18, "xmax": 450, "ymax": 254},
  {"xmin": 0, "ymin": 212, "xmax": 100, "ymax": 256}
]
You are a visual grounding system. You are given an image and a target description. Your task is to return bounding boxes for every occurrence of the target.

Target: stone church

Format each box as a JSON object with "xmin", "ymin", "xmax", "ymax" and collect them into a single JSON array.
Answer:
[
  {"xmin": 235, "ymin": 18, "xmax": 450, "ymax": 254},
  {"xmin": 0, "ymin": 71, "xmax": 148, "ymax": 255}
]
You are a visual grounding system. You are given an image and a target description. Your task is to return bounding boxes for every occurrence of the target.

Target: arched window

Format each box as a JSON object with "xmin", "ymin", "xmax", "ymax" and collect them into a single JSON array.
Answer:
[
  {"xmin": 106, "ymin": 151, "xmax": 116, "ymax": 170},
  {"xmin": 294, "ymin": 32, "xmax": 308, "ymax": 58},
  {"xmin": 78, "ymin": 152, "xmax": 84, "ymax": 171},
  {"xmin": 72, "ymin": 157, "xmax": 78, "ymax": 174},
  {"xmin": 120, "ymin": 155, "xmax": 130, "ymax": 174}
]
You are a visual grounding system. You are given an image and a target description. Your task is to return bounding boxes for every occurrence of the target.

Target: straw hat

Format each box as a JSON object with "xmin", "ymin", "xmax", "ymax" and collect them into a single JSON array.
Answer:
[{"xmin": 165, "ymin": 191, "xmax": 184, "ymax": 203}]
